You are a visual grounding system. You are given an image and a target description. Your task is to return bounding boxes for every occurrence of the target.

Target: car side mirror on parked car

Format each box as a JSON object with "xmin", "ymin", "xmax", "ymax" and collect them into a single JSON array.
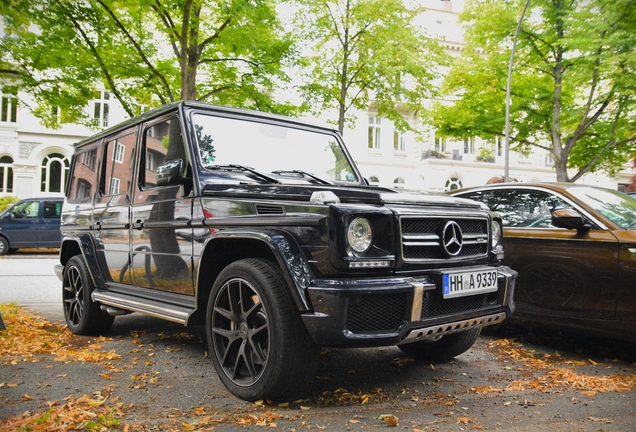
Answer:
[
  {"xmin": 156, "ymin": 159, "xmax": 191, "ymax": 187},
  {"xmin": 551, "ymin": 209, "xmax": 591, "ymax": 232}
]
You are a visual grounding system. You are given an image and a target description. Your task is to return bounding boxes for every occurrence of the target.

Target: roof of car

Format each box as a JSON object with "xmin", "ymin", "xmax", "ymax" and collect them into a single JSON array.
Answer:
[{"xmin": 73, "ymin": 100, "xmax": 338, "ymax": 149}]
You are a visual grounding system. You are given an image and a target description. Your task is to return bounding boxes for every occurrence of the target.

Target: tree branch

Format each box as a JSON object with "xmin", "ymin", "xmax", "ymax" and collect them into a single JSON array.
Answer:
[{"xmin": 94, "ymin": 0, "xmax": 175, "ymax": 101}]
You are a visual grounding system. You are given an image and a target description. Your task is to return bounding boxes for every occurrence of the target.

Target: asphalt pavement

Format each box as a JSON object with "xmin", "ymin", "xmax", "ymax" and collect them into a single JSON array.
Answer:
[{"xmin": 1, "ymin": 252, "xmax": 636, "ymax": 431}]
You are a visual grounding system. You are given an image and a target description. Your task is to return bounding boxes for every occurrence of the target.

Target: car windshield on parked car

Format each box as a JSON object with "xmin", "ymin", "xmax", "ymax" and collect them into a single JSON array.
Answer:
[
  {"xmin": 193, "ymin": 113, "xmax": 358, "ymax": 186},
  {"xmin": 449, "ymin": 183, "xmax": 636, "ymax": 342}
]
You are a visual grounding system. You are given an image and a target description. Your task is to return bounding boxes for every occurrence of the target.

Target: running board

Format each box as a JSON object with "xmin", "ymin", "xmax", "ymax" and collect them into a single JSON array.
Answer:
[
  {"xmin": 92, "ymin": 290, "xmax": 194, "ymax": 325},
  {"xmin": 398, "ymin": 312, "xmax": 506, "ymax": 345}
]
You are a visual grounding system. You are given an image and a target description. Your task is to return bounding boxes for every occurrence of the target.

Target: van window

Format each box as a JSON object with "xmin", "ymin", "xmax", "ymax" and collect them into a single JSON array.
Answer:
[
  {"xmin": 43, "ymin": 201, "xmax": 62, "ymax": 218},
  {"xmin": 101, "ymin": 128, "xmax": 138, "ymax": 196}
]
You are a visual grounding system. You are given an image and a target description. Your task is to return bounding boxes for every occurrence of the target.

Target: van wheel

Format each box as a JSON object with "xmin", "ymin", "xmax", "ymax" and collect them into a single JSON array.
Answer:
[
  {"xmin": 62, "ymin": 256, "xmax": 114, "ymax": 335},
  {"xmin": 398, "ymin": 328, "xmax": 482, "ymax": 362},
  {"xmin": 206, "ymin": 258, "xmax": 318, "ymax": 401},
  {"xmin": 0, "ymin": 237, "xmax": 9, "ymax": 255}
]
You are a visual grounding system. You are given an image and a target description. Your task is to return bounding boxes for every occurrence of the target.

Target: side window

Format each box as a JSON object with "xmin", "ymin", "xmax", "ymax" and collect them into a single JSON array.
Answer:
[
  {"xmin": 141, "ymin": 117, "xmax": 186, "ymax": 189},
  {"xmin": 483, "ymin": 189, "xmax": 570, "ymax": 228},
  {"xmin": 102, "ymin": 128, "xmax": 138, "ymax": 196},
  {"xmin": 68, "ymin": 147, "xmax": 100, "ymax": 202},
  {"xmin": 43, "ymin": 201, "xmax": 62, "ymax": 218},
  {"xmin": 12, "ymin": 201, "xmax": 39, "ymax": 219}
]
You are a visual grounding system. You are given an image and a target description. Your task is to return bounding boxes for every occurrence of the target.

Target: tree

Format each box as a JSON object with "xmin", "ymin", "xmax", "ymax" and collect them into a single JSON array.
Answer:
[
  {"xmin": 0, "ymin": 0, "xmax": 296, "ymax": 127},
  {"xmin": 433, "ymin": 0, "xmax": 636, "ymax": 182},
  {"xmin": 292, "ymin": 0, "xmax": 446, "ymax": 135}
]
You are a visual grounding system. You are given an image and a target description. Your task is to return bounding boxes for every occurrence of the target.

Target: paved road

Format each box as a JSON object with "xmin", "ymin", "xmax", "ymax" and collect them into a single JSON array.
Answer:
[
  {"xmin": 1, "ymin": 253, "xmax": 635, "ymax": 431},
  {"xmin": 0, "ymin": 253, "xmax": 64, "ymax": 322}
]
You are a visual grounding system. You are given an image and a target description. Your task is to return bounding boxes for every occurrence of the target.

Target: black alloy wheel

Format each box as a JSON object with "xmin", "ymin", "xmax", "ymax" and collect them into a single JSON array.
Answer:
[
  {"xmin": 207, "ymin": 258, "xmax": 318, "ymax": 400},
  {"xmin": 62, "ymin": 256, "xmax": 114, "ymax": 335}
]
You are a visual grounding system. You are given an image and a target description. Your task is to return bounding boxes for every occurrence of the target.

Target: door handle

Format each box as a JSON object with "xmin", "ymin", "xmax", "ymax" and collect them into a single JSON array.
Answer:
[{"xmin": 132, "ymin": 220, "xmax": 144, "ymax": 230}]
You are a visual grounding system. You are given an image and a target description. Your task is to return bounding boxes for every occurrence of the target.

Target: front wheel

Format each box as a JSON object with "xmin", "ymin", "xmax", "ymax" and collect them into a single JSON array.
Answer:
[
  {"xmin": 0, "ymin": 237, "xmax": 9, "ymax": 256},
  {"xmin": 62, "ymin": 256, "xmax": 114, "ymax": 335},
  {"xmin": 206, "ymin": 258, "xmax": 318, "ymax": 401},
  {"xmin": 398, "ymin": 328, "xmax": 482, "ymax": 362}
]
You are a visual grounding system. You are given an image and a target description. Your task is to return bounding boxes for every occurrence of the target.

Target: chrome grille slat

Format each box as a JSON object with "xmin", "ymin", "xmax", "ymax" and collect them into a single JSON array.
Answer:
[{"xmin": 400, "ymin": 215, "xmax": 489, "ymax": 262}]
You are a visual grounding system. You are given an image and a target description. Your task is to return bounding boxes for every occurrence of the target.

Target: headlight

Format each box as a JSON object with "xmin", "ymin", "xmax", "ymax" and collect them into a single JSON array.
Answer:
[
  {"xmin": 347, "ymin": 217, "xmax": 373, "ymax": 253},
  {"xmin": 491, "ymin": 220, "xmax": 503, "ymax": 249}
]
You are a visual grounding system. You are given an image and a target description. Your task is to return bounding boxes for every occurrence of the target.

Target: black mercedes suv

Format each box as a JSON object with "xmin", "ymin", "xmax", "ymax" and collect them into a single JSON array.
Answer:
[{"xmin": 56, "ymin": 101, "xmax": 516, "ymax": 400}]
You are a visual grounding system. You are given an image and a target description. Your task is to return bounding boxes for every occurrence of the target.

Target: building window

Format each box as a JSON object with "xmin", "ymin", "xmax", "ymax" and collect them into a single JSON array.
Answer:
[
  {"xmin": 1, "ymin": 89, "xmax": 18, "ymax": 123},
  {"xmin": 464, "ymin": 137, "xmax": 475, "ymax": 154},
  {"xmin": 109, "ymin": 177, "xmax": 120, "ymax": 195},
  {"xmin": 369, "ymin": 176, "xmax": 379, "ymax": 184},
  {"xmin": 40, "ymin": 153, "xmax": 69, "ymax": 193},
  {"xmin": 496, "ymin": 136, "xmax": 503, "ymax": 157},
  {"xmin": 0, "ymin": 156, "xmax": 14, "ymax": 193},
  {"xmin": 93, "ymin": 90, "xmax": 110, "ymax": 128},
  {"xmin": 445, "ymin": 176, "xmax": 463, "ymax": 191},
  {"xmin": 146, "ymin": 152, "xmax": 156, "ymax": 172},
  {"xmin": 394, "ymin": 130, "xmax": 405, "ymax": 151},
  {"xmin": 394, "ymin": 177, "xmax": 405, "ymax": 189},
  {"xmin": 434, "ymin": 131, "xmax": 446, "ymax": 153},
  {"xmin": 114, "ymin": 141, "xmax": 125, "ymax": 163},
  {"xmin": 368, "ymin": 116, "xmax": 381, "ymax": 149}
]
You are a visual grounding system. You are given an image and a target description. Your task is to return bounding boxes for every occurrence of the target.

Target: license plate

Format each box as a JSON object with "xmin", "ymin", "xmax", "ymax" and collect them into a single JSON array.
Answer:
[{"xmin": 442, "ymin": 268, "xmax": 498, "ymax": 299}]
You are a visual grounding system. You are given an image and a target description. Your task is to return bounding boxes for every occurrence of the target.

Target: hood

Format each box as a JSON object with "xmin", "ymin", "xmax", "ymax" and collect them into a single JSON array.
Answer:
[{"xmin": 201, "ymin": 183, "xmax": 484, "ymax": 209}]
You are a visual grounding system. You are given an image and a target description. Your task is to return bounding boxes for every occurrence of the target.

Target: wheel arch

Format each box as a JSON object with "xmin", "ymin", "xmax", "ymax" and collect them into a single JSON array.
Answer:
[
  {"xmin": 59, "ymin": 234, "xmax": 107, "ymax": 290},
  {"xmin": 192, "ymin": 231, "xmax": 313, "ymax": 325}
]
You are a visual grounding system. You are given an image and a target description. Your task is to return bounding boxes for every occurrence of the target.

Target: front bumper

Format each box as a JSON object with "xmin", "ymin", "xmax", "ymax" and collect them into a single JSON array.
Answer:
[{"xmin": 302, "ymin": 265, "xmax": 517, "ymax": 347}]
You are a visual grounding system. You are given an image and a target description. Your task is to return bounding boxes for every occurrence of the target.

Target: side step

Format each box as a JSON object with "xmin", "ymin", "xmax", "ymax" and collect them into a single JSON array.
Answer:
[{"xmin": 92, "ymin": 290, "xmax": 194, "ymax": 325}]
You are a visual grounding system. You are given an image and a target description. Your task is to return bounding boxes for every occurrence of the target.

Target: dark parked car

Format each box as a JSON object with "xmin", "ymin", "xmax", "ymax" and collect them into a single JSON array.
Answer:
[
  {"xmin": 449, "ymin": 183, "xmax": 636, "ymax": 341},
  {"xmin": 0, "ymin": 197, "xmax": 63, "ymax": 255},
  {"xmin": 56, "ymin": 101, "xmax": 516, "ymax": 400}
]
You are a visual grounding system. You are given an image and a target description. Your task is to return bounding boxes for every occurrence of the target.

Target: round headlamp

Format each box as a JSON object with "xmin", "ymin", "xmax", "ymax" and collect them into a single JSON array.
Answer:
[
  {"xmin": 347, "ymin": 218, "xmax": 373, "ymax": 253},
  {"xmin": 491, "ymin": 220, "xmax": 503, "ymax": 248}
]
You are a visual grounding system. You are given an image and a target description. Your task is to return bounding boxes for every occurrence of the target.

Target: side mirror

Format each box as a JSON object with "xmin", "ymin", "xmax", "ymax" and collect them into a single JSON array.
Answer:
[
  {"xmin": 551, "ymin": 209, "xmax": 591, "ymax": 231},
  {"xmin": 156, "ymin": 159, "xmax": 190, "ymax": 186}
]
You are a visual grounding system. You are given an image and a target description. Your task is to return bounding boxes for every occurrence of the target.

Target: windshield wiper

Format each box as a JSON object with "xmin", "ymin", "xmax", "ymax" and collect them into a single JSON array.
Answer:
[
  {"xmin": 272, "ymin": 170, "xmax": 334, "ymax": 185},
  {"xmin": 206, "ymin": 164, "xmax": 280, "ymax": 184}
]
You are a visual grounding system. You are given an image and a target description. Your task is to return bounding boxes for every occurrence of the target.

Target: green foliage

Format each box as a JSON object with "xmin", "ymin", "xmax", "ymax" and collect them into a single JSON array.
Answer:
[
  {"xmin": 0, "ymin": 195, "xmax": 19, "ymax": 212},
  {"xmin": 0, "ymin": 0, "xmax": 299, "ymax": 127},
  {"xmin": 433, "ymin": 0, "xmax": 636, "ymax": 182},
  {"xmin": 293, "ymin": 0, "xmax": 447, "ymax": 134}
]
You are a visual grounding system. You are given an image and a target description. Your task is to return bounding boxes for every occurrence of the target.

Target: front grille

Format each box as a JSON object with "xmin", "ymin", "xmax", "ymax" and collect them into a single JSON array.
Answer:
[
  {"xmin": 346, "ymin": 292, "xmax": 407, "ymax": 333},
  {"xmin": 400, "ymin": 216, "xmax": 489, "ymax": 262},
  {"xmin": 420, "ymin": 291, "xmax": 501, "ymax": 320}
]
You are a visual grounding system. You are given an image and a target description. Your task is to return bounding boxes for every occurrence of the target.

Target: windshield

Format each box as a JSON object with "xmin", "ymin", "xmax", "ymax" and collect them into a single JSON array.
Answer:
[
  {"xmin": 192, "ymin": 113, "xmax": 359, "ymax": 184},
  {"xmin": 568, "ymin": 186, "xmax": 636, "ymax": 229}
]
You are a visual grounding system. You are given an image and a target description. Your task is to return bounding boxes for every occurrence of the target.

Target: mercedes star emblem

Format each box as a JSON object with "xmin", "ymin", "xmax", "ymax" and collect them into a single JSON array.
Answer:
[{"xmin": 442, "ymin": 221, "xmax": 463, "ymax": 256}]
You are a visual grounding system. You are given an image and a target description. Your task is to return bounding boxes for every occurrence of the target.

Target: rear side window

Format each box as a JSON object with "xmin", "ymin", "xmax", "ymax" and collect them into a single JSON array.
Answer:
[
  {"xmin": 43, "ymin": 201, "xmax": 62, "ymax": 218},
  {"xmin": 101, "ymin": 128, "xmax": 138, "ymax": 196},
  {"xmin": 68, "ymin": 146, "xmax": 100, "ymax": 202}
]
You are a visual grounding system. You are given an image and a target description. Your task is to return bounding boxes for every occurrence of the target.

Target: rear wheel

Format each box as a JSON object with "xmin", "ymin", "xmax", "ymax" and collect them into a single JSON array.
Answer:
[
  {"xmin": 206, "ymin": 258, "xmax": 318, "ymax": 400},
  {"xmin": 398, "ymin": 328, "xmax": 482, "ymax": 362},
  {"xmin": 0, "ymin": 237, "xmax": 9, "ymax": 256},
  {"xmin": 62, "ymin": 256, "xmax": 114, "ymax": 335}
]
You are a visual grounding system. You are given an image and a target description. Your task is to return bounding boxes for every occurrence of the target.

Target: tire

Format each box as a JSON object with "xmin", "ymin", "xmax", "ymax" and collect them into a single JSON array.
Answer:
[
  {"xmin": 206, "ymin": 258, "xmax": 319, "ymax": 401},
  {"xmin": 62, "ymin": 255, "xmax": 114, "ymax": 335},
  {"xmin": 398, "ymin": 328, "xmax": 482, "ymax": 363},
  {"xmin": 0, "ymin": 237, "xmax": 9, "ymax": 256}
]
